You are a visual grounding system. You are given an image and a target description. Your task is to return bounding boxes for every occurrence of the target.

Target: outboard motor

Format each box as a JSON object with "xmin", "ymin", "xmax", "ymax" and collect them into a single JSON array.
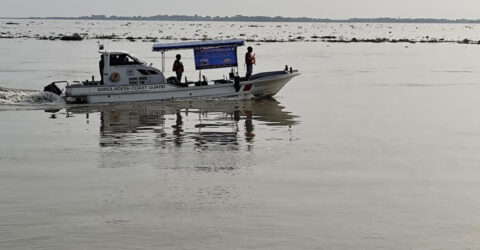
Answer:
[{"xmin": 44, "ymin": 82, "xmax": 62, "ymax": 96}]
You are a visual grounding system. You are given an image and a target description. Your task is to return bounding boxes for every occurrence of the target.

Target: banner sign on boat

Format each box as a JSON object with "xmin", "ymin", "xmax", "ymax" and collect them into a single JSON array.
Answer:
[{"xmin": 193, "ymin": 47, "xmax": 238, "ymax": 70}]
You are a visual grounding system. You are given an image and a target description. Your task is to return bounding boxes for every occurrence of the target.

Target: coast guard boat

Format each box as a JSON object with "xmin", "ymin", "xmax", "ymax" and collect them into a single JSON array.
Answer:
[{"xmin": 44, "ymin": 39, "xmax": 300, "ymax": 104}]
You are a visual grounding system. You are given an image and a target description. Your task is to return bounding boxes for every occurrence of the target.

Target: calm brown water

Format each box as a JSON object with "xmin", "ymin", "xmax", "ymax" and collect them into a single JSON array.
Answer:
[{"xmin": 2, "ymin": 22, "xmax": 480, "ymax": 249}]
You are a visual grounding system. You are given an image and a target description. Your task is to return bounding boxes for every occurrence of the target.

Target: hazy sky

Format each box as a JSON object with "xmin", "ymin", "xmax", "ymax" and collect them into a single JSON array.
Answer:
[{"xmin": 2, "ymin": 0, "xmax": 480, "ymax": 19}]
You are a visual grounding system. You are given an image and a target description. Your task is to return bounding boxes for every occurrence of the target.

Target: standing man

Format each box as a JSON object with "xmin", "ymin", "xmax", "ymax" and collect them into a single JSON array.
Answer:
[
  {"xmin": 245, "ymin": 46, "xmax": 255, "ymax": 80},
  {"xmin": 172, "ymin": 54, "xmax": 184, "ymax": 83},
  {"xmin": 99, "ymin": 55, "xmax": 104, "ymax": 85}
]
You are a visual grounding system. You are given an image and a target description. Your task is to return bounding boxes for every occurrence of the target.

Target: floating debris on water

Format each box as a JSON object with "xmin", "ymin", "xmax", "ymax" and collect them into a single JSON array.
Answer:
[
  {"xmin": 60, "ymin": 33, "xmax": 83, "ymax": 41},
  {"xmin": 126, "ymin": 36, "xmax": 136, "ymax": 42},
  {"xmin": 2, "ymin": 20, "xmax": 480, "ymax": 45}
]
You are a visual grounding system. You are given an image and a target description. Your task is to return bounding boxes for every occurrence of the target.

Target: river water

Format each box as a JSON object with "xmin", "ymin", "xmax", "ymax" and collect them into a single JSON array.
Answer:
[{"xmin": 2, "ymin": 21, "xmax": 480, "ymax": 249}]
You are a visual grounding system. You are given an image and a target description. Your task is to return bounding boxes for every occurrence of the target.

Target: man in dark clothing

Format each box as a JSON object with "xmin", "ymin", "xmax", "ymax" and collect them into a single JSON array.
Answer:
[
  {"xmin": 99, "ymin": 55, "xmax": 104, "ymax": 84},
  {"xmin": 245, "ymin": 46, "xmax": 255, "ymax": 80},
  {"xmin": 172, "ymin": 54, "xmax": 184, "ymax": 83}
]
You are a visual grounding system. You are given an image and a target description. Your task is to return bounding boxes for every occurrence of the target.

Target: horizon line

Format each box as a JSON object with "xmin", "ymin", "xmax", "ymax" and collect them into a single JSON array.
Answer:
[{"xmin": 2, "ymin": 15, "xmax": 480, "ymax": 24}]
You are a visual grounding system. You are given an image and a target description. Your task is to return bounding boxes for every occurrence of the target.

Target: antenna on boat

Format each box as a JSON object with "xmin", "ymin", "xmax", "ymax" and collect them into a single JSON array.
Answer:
[{"xmin": 97, "ymin": 41, "xmax": 105, "ymax": 53}]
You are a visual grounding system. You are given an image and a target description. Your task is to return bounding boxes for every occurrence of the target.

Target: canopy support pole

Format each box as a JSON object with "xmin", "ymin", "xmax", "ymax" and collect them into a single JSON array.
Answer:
[{"xmin": 161, "ymin": 51, "xmax": 165, "ymax": 73}]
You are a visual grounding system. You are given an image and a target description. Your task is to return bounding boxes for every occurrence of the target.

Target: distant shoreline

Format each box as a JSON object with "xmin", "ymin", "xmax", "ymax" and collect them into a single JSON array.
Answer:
[{"xmin": 3, "ymin": 15, "xmax": 480, "ymax": 24}]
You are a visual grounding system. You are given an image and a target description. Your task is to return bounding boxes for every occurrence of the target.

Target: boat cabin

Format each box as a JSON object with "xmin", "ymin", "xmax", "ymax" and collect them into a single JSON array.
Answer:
[{"xmin": 99, "ymin": 51, "xmax": 165, "ymax": 86}]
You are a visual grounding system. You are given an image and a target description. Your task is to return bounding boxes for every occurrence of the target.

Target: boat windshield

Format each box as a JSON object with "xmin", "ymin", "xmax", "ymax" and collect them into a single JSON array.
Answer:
[
  {"xmin": 129, "ymin": 54, "xmax": 146, "ymax": 65},
  {"xmin": 110, "ymin": 54, "xmax": 145, "ymax": 66}
]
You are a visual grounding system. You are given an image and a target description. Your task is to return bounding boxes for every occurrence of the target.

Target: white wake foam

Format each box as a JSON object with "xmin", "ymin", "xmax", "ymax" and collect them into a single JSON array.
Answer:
[{"xmin": 0, "ymin": 87, "xmax": 64, "ymax": 105}]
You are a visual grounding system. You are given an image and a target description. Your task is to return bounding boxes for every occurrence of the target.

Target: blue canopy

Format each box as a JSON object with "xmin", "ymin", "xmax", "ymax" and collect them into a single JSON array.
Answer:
[{"xmin": 153, "ymin": 39, "xmax": 244, "ymax": 52}]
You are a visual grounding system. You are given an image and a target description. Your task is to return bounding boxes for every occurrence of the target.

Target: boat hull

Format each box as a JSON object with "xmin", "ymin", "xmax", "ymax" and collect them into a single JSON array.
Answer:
[{"xmin": 65, "ymin": 71, "xmax": 299, "ymax": 104}]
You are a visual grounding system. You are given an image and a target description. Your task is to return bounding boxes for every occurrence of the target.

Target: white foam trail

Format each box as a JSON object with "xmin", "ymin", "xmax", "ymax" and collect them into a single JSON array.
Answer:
[{"xmin": 0, "ymin": 87, "xmax": 64, "ymax": 105}]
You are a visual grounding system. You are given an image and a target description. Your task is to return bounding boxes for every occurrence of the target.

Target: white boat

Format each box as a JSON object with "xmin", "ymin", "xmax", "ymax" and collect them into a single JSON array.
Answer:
[{"xmin": 44, "ymin": 39, "xmax": 300, "ymax": 104}]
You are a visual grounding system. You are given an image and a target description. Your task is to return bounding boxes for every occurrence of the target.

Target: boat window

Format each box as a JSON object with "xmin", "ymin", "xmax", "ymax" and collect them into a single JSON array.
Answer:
[
  {"xmin": 147, "ymin": 70, "xmax": 159, "ymax": 75},
  {"xmin": 110, "ymin": 54, "xmax": 142, "ymax": 66},
  {"xmin": 137, "ymin": 69, "xmax": 150, "ymax": 75},
  {"xmin": 128, "ymin": 55, "xmax": 146, "ymax": 65}
]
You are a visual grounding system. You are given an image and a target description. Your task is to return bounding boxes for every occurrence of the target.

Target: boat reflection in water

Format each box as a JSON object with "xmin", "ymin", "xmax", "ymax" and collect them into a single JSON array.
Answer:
[
  {"xmin": 68, "ymin": 98, "xmax": 298, "ymax": 150},
  {"xmin": 66, "ymin": 98, "xmax": 297, "ymax": 170}
]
